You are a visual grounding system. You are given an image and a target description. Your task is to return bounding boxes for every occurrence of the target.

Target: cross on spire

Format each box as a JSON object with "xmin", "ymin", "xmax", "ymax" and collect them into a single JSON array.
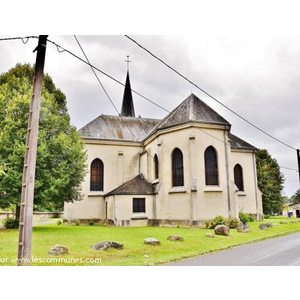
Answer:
[{"xmin": 125, "ymin": 55, "xmax": 131, "ymax": 71}]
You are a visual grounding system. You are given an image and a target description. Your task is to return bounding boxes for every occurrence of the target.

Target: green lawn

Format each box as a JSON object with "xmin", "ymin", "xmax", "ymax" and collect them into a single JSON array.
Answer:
[{"xmin": 1, "ymin": 217, "xmax": 300, "ymax": 266}]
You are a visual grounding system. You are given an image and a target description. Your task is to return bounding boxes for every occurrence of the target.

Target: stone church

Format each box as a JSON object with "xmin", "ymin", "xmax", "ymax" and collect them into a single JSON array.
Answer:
[{"xmin": 64, "ymin": 71, "xmax": 263, "ymax": 226}]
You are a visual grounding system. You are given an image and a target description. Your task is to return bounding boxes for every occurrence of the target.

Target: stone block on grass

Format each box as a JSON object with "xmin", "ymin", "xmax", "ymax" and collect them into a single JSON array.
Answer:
[
  {"xmin": 144, "ymin": 238, "xmax": 160, "ymax": 246},
  {"xmin": 91, "ymin": 241, "xmax": 123, "ymax": 251},
  {"xmin": 214, "ymin": 225, "xmax": 230, "ymax": 236}
]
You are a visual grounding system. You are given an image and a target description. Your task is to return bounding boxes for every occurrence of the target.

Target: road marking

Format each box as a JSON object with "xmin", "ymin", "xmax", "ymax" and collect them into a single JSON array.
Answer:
[{"xmin": 251, "ymin": 246, "xmax": 292, "ymax": 263}]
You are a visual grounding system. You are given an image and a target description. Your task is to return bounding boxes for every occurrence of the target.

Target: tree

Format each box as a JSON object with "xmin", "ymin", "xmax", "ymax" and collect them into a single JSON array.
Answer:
[
  {"xmin": 0, "ymin": 64, "xmax": 87, "ymax": 212},
  {"xmin": 290, "ymin": 189, "xmax": 300, "ymax": 204},
  {"xmin": 256, "ymin": 149, "xmax": 285, "ymax": 215}
]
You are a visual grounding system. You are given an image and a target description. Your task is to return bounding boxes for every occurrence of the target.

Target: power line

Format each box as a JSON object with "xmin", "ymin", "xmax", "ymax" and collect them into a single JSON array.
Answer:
[
  {"xmin": 73, "ymin": 35, "xmax": 139, "ymax": 143},
  {"xmin": 3, "ymin": 36, "xmax": 297, "ymax": 173},
  {"xmin": 73, "ymin": 35, "xmax": 120, "ymax": 116},
  {"xmin": 47, "ymin": 37, "xmax": 300, "ymax": 171},
  {"xmin": 0, "ymin": 36, "xmax": 38, "ymax": 43},
  {"xmin": 124, "ymin": 35, "xmax": 297, "ymax": 151},
  {"xmin": 46, "ymin": 38, "xmax": 169, "ymax": 114}
]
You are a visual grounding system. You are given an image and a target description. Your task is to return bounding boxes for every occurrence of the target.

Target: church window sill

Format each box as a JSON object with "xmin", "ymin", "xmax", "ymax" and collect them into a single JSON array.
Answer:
[
  {"xmin": 88, "ymin": 192, "xmax": 105, "ymax": 197},
  {"xmin": 237, "ymin": 191, "xmax": 247, "ymax": 196},
  {"xmin": 131, "ymin": 213, "xmax": 148, "ymax": 220},
  {"xmin": 169, "ymin": 187, "xmax": 186, "ymax": 194},
  {"xmin": 204, "ymin": 186, "xmax": 223, "ymax": 192}
]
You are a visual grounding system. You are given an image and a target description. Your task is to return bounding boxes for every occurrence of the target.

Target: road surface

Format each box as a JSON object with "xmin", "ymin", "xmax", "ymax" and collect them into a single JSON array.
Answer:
[{"xmin": 167, "ymin": 231, "xmax": 300, "ymax": 266}]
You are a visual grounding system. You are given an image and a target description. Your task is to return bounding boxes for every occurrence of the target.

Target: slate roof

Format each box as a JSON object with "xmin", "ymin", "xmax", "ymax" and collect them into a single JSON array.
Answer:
[
  {"xmin": 106, "ymin": 174, "xmax": 155, "ymax": 196},
  {"xmin": 150, "ymin": 93, "xmax": 230, "ymax": 134},
  {"xmin": 78, "ymin": 115, "xmax": 160, "ymax": 142},
  {"xmin": 229, "ymin": 133, "xmax": 257, "ymax": 151},
  {"xmin": 79, "ymin": 93, "xmax": 256, "ymax": 151}
]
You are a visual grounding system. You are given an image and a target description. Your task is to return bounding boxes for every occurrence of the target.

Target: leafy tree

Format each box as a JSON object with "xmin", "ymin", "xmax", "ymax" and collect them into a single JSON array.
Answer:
[
  {"xmin": 0, "ymin": 64, "xmax": 87, "ymax": 212},
  {"xmin": 256, "ymin": 149, "xmax": 285, "ymax": 215},
  {"xmin": 290, "ymin": 189, "xmax": 300, "ymax": 204}
]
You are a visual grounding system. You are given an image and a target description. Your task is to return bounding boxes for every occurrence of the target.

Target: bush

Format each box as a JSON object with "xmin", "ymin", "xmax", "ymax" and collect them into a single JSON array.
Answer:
[
  {"xmin": 57, "ymin": 220, "xmax": 62, "ymax": 225},
  {"xmin": 88, "ymin": 219, "xmax": 96, "ymax": 226},
  {"xmin": 239, "ymin": 212, "xmax": 255, "ymax": 224},
  {"xmin": 205, "ymin": 215, "xmax": 227, "ymax": 229},
  {"xmin": 264, "ymin": 214, "xmax": 270, "ymax": 219},
  {"xmin": 2, "ymin": 217, "xmax": 19, "ymax": 229},
  {"xmin": 226, "ymin": 218, "xmax": 239, "ymax": 229}
]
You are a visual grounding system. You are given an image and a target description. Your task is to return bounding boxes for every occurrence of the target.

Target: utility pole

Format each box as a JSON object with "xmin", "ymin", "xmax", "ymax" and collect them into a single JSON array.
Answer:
[
  {"xmin": 17, "ymin": 35, "xmax": 48, "ymax": 266},
  {"xmin": 297, "ymin": 149, "xmax": 300, "ymax": 187}
]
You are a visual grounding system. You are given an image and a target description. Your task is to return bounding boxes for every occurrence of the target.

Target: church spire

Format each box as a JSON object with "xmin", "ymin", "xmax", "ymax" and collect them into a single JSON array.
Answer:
[{"xmin": 121, "ymin": 56, "xmax": 135, "ymax": 117}]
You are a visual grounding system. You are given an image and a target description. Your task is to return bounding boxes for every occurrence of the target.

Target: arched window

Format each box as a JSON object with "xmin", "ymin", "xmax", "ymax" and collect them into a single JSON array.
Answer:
[
  {"xmin": 234, "ymin": 164, "xmax": 244, "ymax": 191},
  {"xmin": 154, "ymin": 154, "xmax": 159, "ymax": 180},
  {"xmin": 172, "ymin": 148, "xmax": 184, "ymax": 187},
  {"xmin": 90, "ymin": 159, "xmax": 104, "ymax": 191},
  {"xmin": 205, "ymin": 146, "xmax": 218, "ymax": 185}
]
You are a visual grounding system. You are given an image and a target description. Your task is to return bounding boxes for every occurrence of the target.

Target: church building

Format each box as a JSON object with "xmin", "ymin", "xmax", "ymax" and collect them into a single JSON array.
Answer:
[{"xmin": 64, "ymin": 70, "xmax": 263, "ymax": 226}]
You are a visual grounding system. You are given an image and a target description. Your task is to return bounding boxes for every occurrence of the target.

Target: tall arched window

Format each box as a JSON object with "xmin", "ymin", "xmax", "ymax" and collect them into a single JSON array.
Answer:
[
  {"xmin": 172, "ymin": 148, "xmax": 184, "ymax": 187},
  {"xmin": 90, "ymin": 159, "xmax": 104, "ymax": 191},
  {"xmin": 154, "ymin": 154, "xmax": 159, "ymax": 180},
  {"xmin": 234, "ymin": 164, "xmax": 244, "ymax": 191},
  {"xmin": 205, "ymin": 146, "xmax": 218, "ymax": 185}
]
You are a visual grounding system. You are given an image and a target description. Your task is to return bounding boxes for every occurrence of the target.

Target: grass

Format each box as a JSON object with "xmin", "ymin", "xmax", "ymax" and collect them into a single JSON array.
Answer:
[{"xmin": 1, "ymin": 217, "xmax": 300, "ymax": 266}]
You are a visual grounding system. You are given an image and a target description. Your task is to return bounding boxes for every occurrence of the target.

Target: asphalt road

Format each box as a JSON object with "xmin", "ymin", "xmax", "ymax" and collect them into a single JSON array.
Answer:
[{"xmin": 167, "ymin": 232, "xmax": 300, "ymax": 266}]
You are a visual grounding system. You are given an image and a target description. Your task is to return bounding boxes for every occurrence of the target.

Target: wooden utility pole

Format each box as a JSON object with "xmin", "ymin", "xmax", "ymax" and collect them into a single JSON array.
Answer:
[
  {"xmin": 297, "ymin": 149, "xmax": 300, "ymax": 187},
  {"xmin": 17, "ymin": 35, "xmax": 48, "ymax": 266}
]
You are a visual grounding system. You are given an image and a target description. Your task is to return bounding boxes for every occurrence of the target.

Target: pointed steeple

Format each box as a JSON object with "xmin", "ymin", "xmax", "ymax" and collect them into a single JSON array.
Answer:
[{"xmin": 121, "ymin": 57, "xmax": 135, "ymax": 117}]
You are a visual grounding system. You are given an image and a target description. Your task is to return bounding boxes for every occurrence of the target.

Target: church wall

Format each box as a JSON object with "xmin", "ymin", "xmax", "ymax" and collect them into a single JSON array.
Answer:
[
  {"xmin": 230, "ymin": 150, "xmax": 263, "ymax": 216},
  {"xmin": 144, "ymin": 126, "xmax": 233, "ymax": 221},
  {"xmin": 105, "ymin": 194, "xmax": 154, "ymax": 226},
  {"xmin": 64, "ymin": 196, "xmax": 105, "ymax": 221},
  {"xmin": 194, "ymin": 128, "xmax": 233, "ymax": 219},
  {"xmin": 64, "ymin": 141, "xmax": 143, "ymax": 221},
  {"xmin": 82, "ymin": 142, "xmax": 142, "ymax": 193}
]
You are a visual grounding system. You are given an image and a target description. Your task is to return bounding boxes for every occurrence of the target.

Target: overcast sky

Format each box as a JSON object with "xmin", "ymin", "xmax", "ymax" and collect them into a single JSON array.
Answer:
[{"xmin": 0, "ymin": 35, "xmax": 300, "ymax": 197}]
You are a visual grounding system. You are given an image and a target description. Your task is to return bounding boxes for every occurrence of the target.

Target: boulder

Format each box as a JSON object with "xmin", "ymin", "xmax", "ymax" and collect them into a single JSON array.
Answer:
[
  {"xmin": 167, "ymin": 235, "xmax": 184, "ymax": 241},
  {"xmin": 205, "ymin": 233, "xmax": 214, "ymax": 238},
  {"xmin": 266, "ymin": 222, "xmax": 273, "ymax": 228},
  {"xmin": 91, "ymin": 241, "xmax": 123, "ymax": 251},
  {"xmin": 237, "ymin": 222, "xmax": 251, "ymax": 233},
  {"xmin": 144, "ymin": 238, "xmax": 160, "ymax": 246},
  {"xmin": 48, "ymin": 245, "xmax": 68, "ymax": 256},
  {"xmin": 214, "ymin": 225, "xmax": 230, "ymax": 236},
  {"xmin": 259, "ymin": 224, "xmax": 268, "ymax": 230},
  {"xmin": 280, "ymin": 221, "xmax": 287, "ymax": 224}
]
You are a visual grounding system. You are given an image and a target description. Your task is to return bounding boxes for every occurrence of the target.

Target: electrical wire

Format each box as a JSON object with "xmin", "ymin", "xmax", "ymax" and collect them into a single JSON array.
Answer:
[
  {"xmin": 124, "ymin": 35, "xmax": 297, "ymax": 151},
  {"xmin": 48, "ymin": 36, "xmax": 299, "ymax": 171},
  {"xmin": 74, "ymin": 35, "xmax": 120, "ymax": 117},
  {"xmin": 0, "ymin": 36, "xmax": 38, "ymax": 43},
  {"xmin": 47, "ymin": 38, "xmax": 169, "ymax": 114},
  {"xmin": 73, "ymin": 36, "xmax": 157, "ymax": 160},
  {"xmin": 73, "ymin": 35, "xmax": 140, "ymax": 143},
  {"xmin": 2, "ymin": 35, "xmax": 297, "ymax": 171}
]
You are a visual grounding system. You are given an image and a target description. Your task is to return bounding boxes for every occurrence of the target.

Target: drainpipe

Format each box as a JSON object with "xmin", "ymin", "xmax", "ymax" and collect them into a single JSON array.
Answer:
[
  {"xmin": 224, "ymin": 129, "xmax": 231, "ymax": 218},
  {"xmin": 252, "ymin": 152, "xmax": 259, "ymax": 220}
]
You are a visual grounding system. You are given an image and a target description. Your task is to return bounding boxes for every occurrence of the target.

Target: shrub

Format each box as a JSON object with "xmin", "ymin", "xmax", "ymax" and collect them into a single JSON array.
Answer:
[
  {"xmin": 205, "ymin": 215, "xmax": 227, "ymax": 229},
  {"xmin": 213, "ymin": 215, "xmax": 227, "ymax": 226},
  {"xmin": 88, "ymin": 219, "xmax": 95, "ymax": 226},
  {"xmin": 2, "ymin": 217, "xmax": 19, "ymax": 229},
  {"xmin": 57, "ymin": 220, "xmax": 62, "ymax": 225},
  {"xmin": 226, "ymin": 217, "xmax": 239, "ymax": 229},
  {"xmin": 239, "ymin": 212, "xmax": 255, "ymax": 224},
  {"xmin": 264, "ymin": 214, "xmax": 270, "ymax": 219}
]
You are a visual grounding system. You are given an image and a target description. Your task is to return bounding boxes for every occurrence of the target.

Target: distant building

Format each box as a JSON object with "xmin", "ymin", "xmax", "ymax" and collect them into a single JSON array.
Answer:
[
  {"xmin": 283, "ymin": 202, "xmax": 300, "ymax": 218},
  {"xmin": 64, "ymin": 71, "xmax": 263, "ymax": 226}
]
